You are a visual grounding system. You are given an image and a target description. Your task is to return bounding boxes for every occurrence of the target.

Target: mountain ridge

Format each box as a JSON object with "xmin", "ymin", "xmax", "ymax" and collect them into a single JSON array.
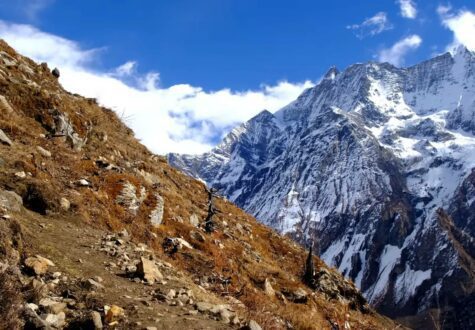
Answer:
[{"xmin": 169, "ymin": 46, "xmax": 475, "ymax": 327}]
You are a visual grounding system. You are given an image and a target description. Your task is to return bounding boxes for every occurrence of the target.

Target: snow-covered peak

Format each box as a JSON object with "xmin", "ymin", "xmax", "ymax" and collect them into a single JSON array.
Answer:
[
  {"xmin": 324, "ymin": 66, "xmax": 340, "ymax": 80},
  {"xmin": 169, "ymin": 49, "xmax": 475, "ymax": 321}
]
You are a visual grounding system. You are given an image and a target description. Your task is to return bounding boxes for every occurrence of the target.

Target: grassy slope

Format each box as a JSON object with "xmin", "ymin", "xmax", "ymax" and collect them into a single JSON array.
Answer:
[{"xmin": 0, "ymin": 40, "xmax": 399, "ymax": 329}]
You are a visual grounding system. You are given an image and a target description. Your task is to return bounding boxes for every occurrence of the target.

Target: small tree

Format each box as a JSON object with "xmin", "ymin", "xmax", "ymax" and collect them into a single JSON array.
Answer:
[
  {"xmin": 303, "ymin": 241, "xmax": 316, "ymax": 288},
  {"xmin": 204, "ymin": 187, "xmax": 218, "ymax": 233}
]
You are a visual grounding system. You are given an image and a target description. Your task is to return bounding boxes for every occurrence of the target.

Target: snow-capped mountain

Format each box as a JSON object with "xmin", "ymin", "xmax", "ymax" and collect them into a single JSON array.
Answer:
[{"xmin": 169, "ymin": 47, "xmax": 475, "ymax": 321}]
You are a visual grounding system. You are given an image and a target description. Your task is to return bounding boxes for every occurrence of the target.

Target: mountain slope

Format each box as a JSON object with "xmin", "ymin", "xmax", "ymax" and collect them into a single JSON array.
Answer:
[
  {"xmin": 0, "ymin": 40, "xmax": 398, "ymax": 329},
  {"xmin": 169, "ymin": 47, "xmax": 475, "ymax": 327}
]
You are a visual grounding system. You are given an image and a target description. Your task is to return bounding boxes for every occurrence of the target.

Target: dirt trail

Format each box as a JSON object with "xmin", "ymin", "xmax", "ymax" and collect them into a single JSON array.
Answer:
[{"xmin": 18, "ymin": 209, "xmax": 234, "ymax": 329}]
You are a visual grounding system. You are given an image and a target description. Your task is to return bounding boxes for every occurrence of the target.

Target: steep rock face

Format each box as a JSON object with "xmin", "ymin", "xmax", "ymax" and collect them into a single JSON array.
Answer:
[{"xmin": 169, "ymin": 47, "xmax": 475, "ymax": 321}]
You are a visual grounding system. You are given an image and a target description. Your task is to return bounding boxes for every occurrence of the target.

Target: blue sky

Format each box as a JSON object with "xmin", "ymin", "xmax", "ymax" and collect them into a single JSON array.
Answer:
[{"xmin": 0, "ymin": 0, "xmax": 474, "ymax": 154}]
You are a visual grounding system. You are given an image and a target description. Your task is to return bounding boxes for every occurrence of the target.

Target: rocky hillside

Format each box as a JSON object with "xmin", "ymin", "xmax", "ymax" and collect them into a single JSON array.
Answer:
[
  {"xmin": 169, "ymin": 47, "xmax": 475, "ymax": 328},
  {"xmin": 0, "ymin": 40, "xmax": 398, "ymax": 329}
]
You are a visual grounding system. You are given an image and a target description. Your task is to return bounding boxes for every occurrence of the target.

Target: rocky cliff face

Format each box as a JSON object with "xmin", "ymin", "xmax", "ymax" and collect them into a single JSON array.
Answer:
[{"xmin": 169, "ymin": 47, "xmax": 475, "ymax": 326}]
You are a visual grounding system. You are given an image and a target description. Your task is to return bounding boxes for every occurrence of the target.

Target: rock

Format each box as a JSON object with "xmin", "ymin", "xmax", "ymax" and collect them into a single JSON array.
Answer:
[
  {"xmin": 24, "ymin": 255, "xmax": 55, "ymax": 275},
  {"xmin": 39, "ymin": 298, "xmax": 58, "ymax": 307},
  {"xmin": 218, "ymin": 308, "xmax": 233, "ymax": 323},
  {"xmin": 91, "ymin": 311, "xmax": 103, "ymax": 329},
  {"xmin": 246, "ymin": 320, "xmax": 262, "ymax": 330},
  {"xmin": 136, "ymin": 257, "xmax": 163, "ymax": 284},
  {"xmin": 54, "ymin": 109, "xmax": 88, "ymax": 150},
  {"xmin": 163, "ymin": 237, "xmax": 193, "ymax": 252},
  {"xmin": 84, "ymin": 278, "xmax": 105, "ymax": 291},
  {"xmin": 28, "ymin": 278, "xmax": 50, "ymax": 300},
  {"xmin": 24, "ymin": 307, "xmax": 53, "ymax": 330},
  {"xmin": 0, "ymin": 128, "xmax": 12, "ymax": 146},
  {"xmin": 166, "ymin": 289, "xmax": 176, "ymax": 299},
  {"xmin": 26, "ymin": 303, "xmax": 39, "ymax": 312},
  {"xmin": 105, "ymin": 305, "xmax": 124, "ymax": 323},
  {"xmin": 42, "ymin": 312, "xmax": 66, "ymax": 328},
  {"xmin": 52, "ymin": 68, "xmax": 60, "ymax": 78},
  {"xmin": 195, "ymin": 302, "xmax": 213, "ymax": 313},
  {"xmin": 36, "ymin": 146, "xmax": 52, "ymax": 157},
  {"xmin": 263, "ymin": 278, "xmax": 275, "ymax": 297},
  {"xmin": 76, "ymin": 179, "xmax": 91, "ymax": 187},
  {"xmin": 189, "ymin": 213, "xmax": 200, "ymax": 227},
  {"xmin": 47, "ymin": 302, "xmax": 67, "ymax": 314},
  {"xmin": 116, "ymin": 181, "xmax": 146, "ymax": 215},
  {"xmin": 145, "ymin": 327, "xmax": 157, "ymax": 330},
  {"xmin": 60, "ymin": 198, "xmax": 70, "ymax": 211},
  {"xmin": 14, "ymin": 171, "xmax": 26, "ymax": 178},
  {"xmin": 125, "ymin": 265, "xmax": 137, "ymax": 273},
  {"xmin": 190, "ymin": 230, "xmax": 205, "ymax": 243},
  {"xmin": 0, "ymin": 95, "xmax": 14, "ymax": 113},
  {"xmin": 0, "ymin": 189, "xmax": 22, "ymax": 212},
  {"xmin": 149, "ymin": 194, "xmax": 164, "ymax": 226},
  {"xmin": 283, "ymin": 287, "xmax": 308, "ymax": 304},
  {"xmin": 118, "ymin": 229, "xmax": 129, "ymax": 238},
  {"xmin": 94, "ymin": 276, "xmax": 103, "ymax": 283},
  {"xmin": 232, "ymin": 316, "xmax": 240, "ymax": 325}
]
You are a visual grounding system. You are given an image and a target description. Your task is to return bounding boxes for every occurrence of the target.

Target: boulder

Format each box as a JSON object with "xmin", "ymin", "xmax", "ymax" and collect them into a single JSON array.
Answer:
[
  {"xmin": 24, "ymin": 255, "xmax": 55, "ymax": 275},
  {"xmin": 0, "ymin": 189, "xmax": 22, "ymax": 212},
  {"xmin": 0, "ymin": 128, "xmax": 12, "ymax": 146},
  {"xmin": 136, "ymin": 257, "xmax": 163, "ymax": 284}
]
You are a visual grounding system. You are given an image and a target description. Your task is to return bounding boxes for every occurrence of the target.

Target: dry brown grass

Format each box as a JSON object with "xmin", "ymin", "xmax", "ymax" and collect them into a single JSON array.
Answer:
[{"xmin": 0, "ymin": 268, "xmax": 23, "ymax": 330}]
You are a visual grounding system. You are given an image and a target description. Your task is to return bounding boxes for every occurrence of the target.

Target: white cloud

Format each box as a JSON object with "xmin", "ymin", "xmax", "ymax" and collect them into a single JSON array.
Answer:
[
  {"xmin": 397, "ymin": 0, "xmax": 417, "ymax": 19},
  {"xmin": 0, "ymin": 20, "xmax": 314, "ymax": 155},
  {"xmin": 114, "ymin": 61, "xmax": 137, "ymax": 77},
  {"xmin": 347, "ymin": 12, "xmax": 393, "ymax": 38},
  {"xmin": 0, "ymin": 21, "xmax": 100, "ymax": 67},
  {"xmin": 438, "ymin": 6, "xmax": 475, "ymax": 52},
  {"xmin": 378, "ymin": 35, "xmax": 422, "ymax": 66}
]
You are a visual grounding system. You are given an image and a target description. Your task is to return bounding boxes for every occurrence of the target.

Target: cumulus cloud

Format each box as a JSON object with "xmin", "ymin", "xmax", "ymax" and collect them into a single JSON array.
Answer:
[
  {"xmin": 347, "ymin": 12, "xmax": 393, "ymax": 39},
  {"xmin": 0, "ymin": 20, "xmax": 314, "ymax": 155},
  {"xmin": 438, "ymin": 6, "xmax": 475, "ymax": 52},
  {"xmin": 378, "ymin": 35, "xmax": 422, "ymax": 66},
  {"xmin": 397, "ymin": 0, "xmax": 417, "ymax": 19}
]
